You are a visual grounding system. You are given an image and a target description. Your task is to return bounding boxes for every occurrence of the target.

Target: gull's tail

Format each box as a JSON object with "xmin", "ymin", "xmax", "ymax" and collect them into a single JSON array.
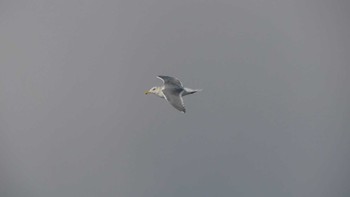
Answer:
[{"xmin": 183, "ymin": 88, "xmax": 202, "ymax": 96}]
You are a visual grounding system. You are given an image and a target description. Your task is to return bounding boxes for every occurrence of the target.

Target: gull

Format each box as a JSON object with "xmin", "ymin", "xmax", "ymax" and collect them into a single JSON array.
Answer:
[{"xmin": 145, "ymin": 76, "xmax": 202, "ymax": 113}]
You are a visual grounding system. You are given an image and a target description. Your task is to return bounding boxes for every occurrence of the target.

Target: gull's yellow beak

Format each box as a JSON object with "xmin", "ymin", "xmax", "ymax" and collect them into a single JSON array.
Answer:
[{"xmin": 144, "ymin": 90, "xmax": 149, "ymax": 95}]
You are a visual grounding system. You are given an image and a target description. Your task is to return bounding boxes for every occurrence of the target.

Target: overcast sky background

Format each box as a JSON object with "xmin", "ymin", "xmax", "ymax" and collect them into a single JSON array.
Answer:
[{"xmin": 0, "ymin": 0, "xmax": 349, "ymax": 197}]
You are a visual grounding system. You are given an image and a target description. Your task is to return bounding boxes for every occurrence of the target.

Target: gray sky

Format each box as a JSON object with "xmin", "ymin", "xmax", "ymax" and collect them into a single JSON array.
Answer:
[{"xmin": 0, "ymin": 0, "xmax": 349, "ymax": 197}]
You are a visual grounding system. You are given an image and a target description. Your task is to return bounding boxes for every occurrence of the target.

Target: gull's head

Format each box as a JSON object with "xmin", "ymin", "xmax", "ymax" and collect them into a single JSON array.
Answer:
[{"xmin": 145, "ymin": 86, "xmax": 160, "ymax": 95}]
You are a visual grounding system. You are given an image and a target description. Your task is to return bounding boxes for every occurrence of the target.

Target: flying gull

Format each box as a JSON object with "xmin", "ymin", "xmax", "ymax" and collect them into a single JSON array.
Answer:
[{"xmin": 145, "ymin": 75, "xmax": 202, "ymax": 113}]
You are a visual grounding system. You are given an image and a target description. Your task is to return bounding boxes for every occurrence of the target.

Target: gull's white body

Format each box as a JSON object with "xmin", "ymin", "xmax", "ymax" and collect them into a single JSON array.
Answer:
[{"xmin": 147, "ymin": 86, "xmax": 198, "ymax": 98}]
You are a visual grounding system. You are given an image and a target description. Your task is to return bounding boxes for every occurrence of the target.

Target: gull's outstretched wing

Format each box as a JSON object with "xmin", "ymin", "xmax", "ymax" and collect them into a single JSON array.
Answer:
[
  {"xmin": 162, "ymin": 87, "xmax": 186, "ymax": 113},
  {"xmin": 157, "ymin": 75, "xmax": 183, "ymax": 88}
]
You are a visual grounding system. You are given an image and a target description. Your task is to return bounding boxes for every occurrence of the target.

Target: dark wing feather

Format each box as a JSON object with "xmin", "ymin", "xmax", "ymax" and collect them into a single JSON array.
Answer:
[
  {"xmin": 162, "ymin": 87, "xmax": 186, "ymax": 113},
  {"xmin": 157, "ymin": 76, "xmax": 183, "ymax": 88}
]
